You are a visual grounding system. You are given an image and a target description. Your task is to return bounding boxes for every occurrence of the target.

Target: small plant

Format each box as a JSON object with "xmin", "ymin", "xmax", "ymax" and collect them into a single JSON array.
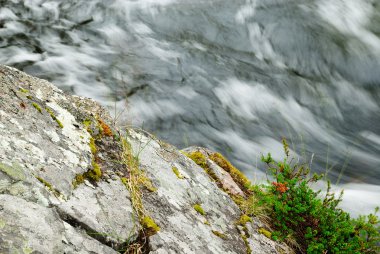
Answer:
[{"xmin": 254, "ymin": 139, "xmax": 380, "ymax": 253}]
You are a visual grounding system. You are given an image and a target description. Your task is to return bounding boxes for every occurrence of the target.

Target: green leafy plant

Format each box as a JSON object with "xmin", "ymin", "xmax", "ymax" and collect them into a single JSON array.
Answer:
[{"xmin": 254, "ymin": 139, "xmax": 380, "ymax": 254}]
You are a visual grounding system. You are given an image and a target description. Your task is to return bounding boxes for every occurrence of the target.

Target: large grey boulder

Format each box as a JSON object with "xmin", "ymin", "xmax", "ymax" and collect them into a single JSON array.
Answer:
[
  {"xmin": 0, "ymin": 65, "xmax": 136, "ymax": 253},
  {"xmin": 0, "ymin": 65, "xmax": 293, "ymax": 253}
]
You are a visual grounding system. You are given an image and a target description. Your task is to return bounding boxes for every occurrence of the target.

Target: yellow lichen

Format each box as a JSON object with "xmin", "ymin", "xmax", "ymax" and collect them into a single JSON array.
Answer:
[
  {"xmin": 186, "ymin": 151, "xmax": 219, "ymax": 183},
  {"xmin": 209, "ymin": 152, "xmax": 251, "ymax": 191},
  {"xmin": 72, "ymin": 174, "xmax": 85, "ymax": 188},
  {"xmin": 89, "ymin": 137, "xmax": 97, "ymax": 154},
  {"xmin": 172, "ymin": 166, "xmax": 184, "ymax": 179},
  {"xmin": 193, "ymin": 204, "xmax": 206, "ymax": 216},
  {"xmin": 186, "ymin": 151, "xmax": 208, "ymax": 169},
  {"xmin": 32, "ymin": 102, "xmax": 42, "ymax": 113},
  {"xmin": 87, "ymin": 160, "xmax": 102, "ymax": 181},
  {"xmin": 72, "ymin": 160, "xmax": 102, "ymax": 188},
  {"xmin": 237, "ymin": 214, "xmax": 252, "ymax": 226},
  {"xmin": 241, "ymin": 234, "xmax": 252, "ymax": 254},
  {"xmin": 258, "ymin": 228, "xmax": 272, "ymax": 239},
  {"xmin": 36, "ymin": 176, "xmax": 60, "ymax": 197},
  {"xmin": 212, "ymin": 230, "xmax": 227, "ymax": 239},
  {"xmin": 121, "ymin": 177, "xmax": 128, "ymax": 187},
  {"xmin": 83, "ymin": 119, "xmax": 92, "ymax": 128},
  {"xmin": 141, "ymin": 216, "xmax": 160, "ymax": 236},
  {"xmin": 19, "ymin": 88, "xmax": 29, "ymax": 93},
  {"xmin": 45, "ymin": 107, "xmax": 63, "ymax": 128}
]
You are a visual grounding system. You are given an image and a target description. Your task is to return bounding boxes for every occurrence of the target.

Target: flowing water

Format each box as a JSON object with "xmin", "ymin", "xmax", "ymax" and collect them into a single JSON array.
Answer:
[{"xmin": 1, "ymin": 0, "xmax": 379, "ymax": 214}]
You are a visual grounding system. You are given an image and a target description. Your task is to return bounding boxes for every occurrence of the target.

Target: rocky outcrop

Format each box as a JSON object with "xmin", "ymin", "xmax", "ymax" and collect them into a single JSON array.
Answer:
[{"xmin": 0, "ymin": 65, "xmax": 293, "ymax": 253}]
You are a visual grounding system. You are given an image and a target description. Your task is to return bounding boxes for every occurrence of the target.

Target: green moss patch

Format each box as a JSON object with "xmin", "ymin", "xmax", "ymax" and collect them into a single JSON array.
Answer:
[
  {"xmin": 32, "ymin": 102, "xmax": 42, "ymax": 113},
  {"xmin": 141, "ymin": 216, "xmax": 160, "ymax": 236},
  {"xmin": 186, "ymin": 151, "xmax": 207, "ymax": 169},
  {"xmin": 172, "ymin": 166, "xmax": 184, "ymax": 179},
  {"xmin": 212, "ymin": 230, "xmax": 227, "ymax": 239},
  {"xmin": 36, "ymin": 176, "xmax": 61, "ymax": 197},
  {"xmin": 19, "ymin": 88, "xmax": 29, "ymax": 93},
  {"xmin": 258, "ymin": 228, "xmax": 272, "ymax": 239},
  {"xmin": 193, "ymin": 204, "xmax": 206, "ymax": 216},
  {"xmin": 73, "ymin": 160, "xmax": 102, "ymax": 188},
  {"xmin": 89, "ymin": 137, "xmax": 97, "ymax": 154},
  {"xmin": 237, "ymin": 214, "xmax": 252, "ymax": 226},
  {"xmin": 241, "ymin": 234, "xmax": 252, "ymax": 254},
  {"xmin": 45, "ymin": 107, "xmax": 63, "ymax": 128}
]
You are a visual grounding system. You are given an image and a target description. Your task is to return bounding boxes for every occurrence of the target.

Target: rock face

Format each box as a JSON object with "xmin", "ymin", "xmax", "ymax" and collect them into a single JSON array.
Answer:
[{"xmin": 0, "ymin": 65, "xmax": 293, "ymax": 254}]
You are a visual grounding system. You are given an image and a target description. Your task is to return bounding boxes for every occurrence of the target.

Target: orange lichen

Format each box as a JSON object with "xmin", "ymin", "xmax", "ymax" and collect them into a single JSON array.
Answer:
[{"xmin": 98, "ymin": 119, "xmax": 113, "ymax": 136}]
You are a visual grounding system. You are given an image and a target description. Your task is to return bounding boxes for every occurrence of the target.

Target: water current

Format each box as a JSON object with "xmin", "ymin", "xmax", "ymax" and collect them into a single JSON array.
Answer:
[{"xmin": 1, "ymin": 0, "xmax": 379, "ymax": 214}]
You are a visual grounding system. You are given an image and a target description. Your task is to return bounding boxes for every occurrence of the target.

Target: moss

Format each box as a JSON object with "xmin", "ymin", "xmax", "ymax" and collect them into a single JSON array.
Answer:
[
  {"xmin": 32, "ymin": 102, "xmax": 42, "ymax": 113},
  {"xmin": 45, "ymin": 107, "xmax": 63, "ymax": 128},
  {"xmin": 212, "ymin": 230, "xmax": 227, "ymax": 239},
  {"xmin": 89, "ymin": 137, "xmax": 97, "ymax": 154},
  {"xmin": 209, "ymin": 152, "xmax": 251, "ymax": 191},
  {"xmin": 36, "ymin": 176, "xmax": 60, "ymax": 197},
  {"xmin": 258, "ymin": 228, "xmax": 272, "ymax": 239},
  {"xmin": 121, "ymin": 177, "xmax": 128, "ymax": 187},
  {"xmin": 237, "ymin": 214, "xmax": 252, "ymax": 226},
  {"xmin": 98, "ymin": 119, "xmax": 113, "ymax": 136},
  {"xmin": 19, "ymin": 88, "xmax": 29, "ymax": 93},
  {"xmin": 55, "ymin": 119, "xmax": 64, "ymax": 128},
  {"xmin": 85, "ymin": 160, "xmax": 102, "ymax": 181},
  {"xmin": 186, "ymin": 151, "xmax": 208, "ymax": 169},
  {"xmin": 139, "ymin": 174, "xmax": 157, "ymax": 192},
  {"xmin": 186, "ymin": 151, "xmax": 219, "ymax": 183},
  {"xmin": 204, "ymin": 220, "xmax": 210, "ymax": 226},
  {"xmin": 241, "ymin": 234, "xmax": 252, "ymax": 254},
  {"xmin": 141, "ymin": 216, "xmax": 160, "ymax": 236},
  {"xmin": 83, "ymin": 119, "xmax": 92, "ymax": 128},
  {"xmin": 72, "ymin": 174, "xmax": 85, "ymax": 188},
  {"xmin": 172, "ymin": 166, "xmax": 184, "ymax": 179},
  {"xmin": 26, "ymin": 95, "xmax": 32, "ymax": 100},
  {"xmin": 36, "ymin": 176, "xmax": 52, "ymax": 189},
  {"xmin": 72, "ymin": 160, "xmax": 102, "ymax": 187},
  {"xmin": 193, "ymin": 204, "xmax": 206, "ymax": 216}
]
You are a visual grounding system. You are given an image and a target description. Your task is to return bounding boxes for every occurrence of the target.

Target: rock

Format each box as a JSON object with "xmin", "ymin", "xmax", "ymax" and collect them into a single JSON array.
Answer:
[
  {"xmin": 0, "ymin": 65, "xmax": 138, "ymax": 253},
  {"xmin": 182, "ymin": 146, "xmax": 246, "ymax": 197},
  {"xmin": 58, "ymin": 179, "xmax": 138, "ymax": 250},
  {"xmin": 127, "ymin": 130, "xmax": 247, "ymax": 253},
  {"xmin": 0, "ymin": 65, "xmax": 293, "ymax": 253}
]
